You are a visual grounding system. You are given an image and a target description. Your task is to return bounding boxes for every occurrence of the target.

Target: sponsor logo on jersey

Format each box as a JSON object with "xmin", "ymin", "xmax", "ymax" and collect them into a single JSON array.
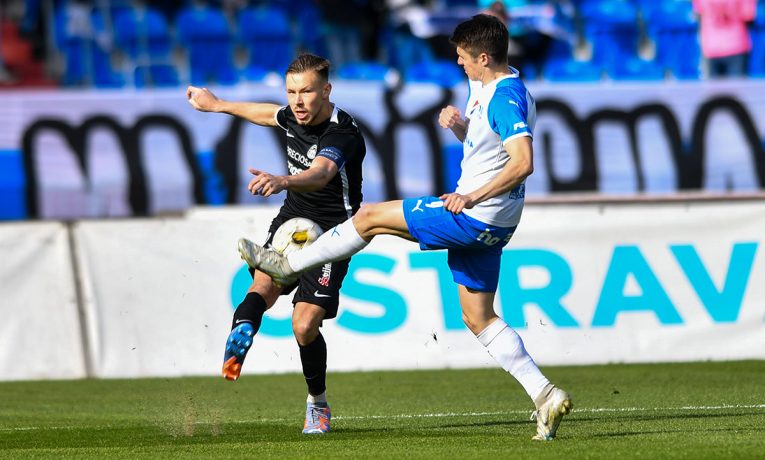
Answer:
[
  {"xmin": 318, "ymin": 263, "xmax": 332, "ymax": 287},
  {"xmin": 513, "ymin": 121, "xmax": 527, "ymax": 131},
  {"xmin": 287, "ymin": 145, "xmax": 312, "ymax": 168},
  {"xmin": 288, "ymin": 163, "xmax": 303, "ymax": 176}
]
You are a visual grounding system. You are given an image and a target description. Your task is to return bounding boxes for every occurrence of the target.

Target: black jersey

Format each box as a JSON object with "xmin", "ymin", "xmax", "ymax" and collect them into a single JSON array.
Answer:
[{"xmin": 274, "ymin": 105, "xmax": 365, "ymax": 227}]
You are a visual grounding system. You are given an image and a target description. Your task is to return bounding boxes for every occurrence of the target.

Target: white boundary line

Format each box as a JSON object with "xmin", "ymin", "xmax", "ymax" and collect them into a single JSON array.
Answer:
[{"xmin": 1, "ymin": 404, "xmax": 764, "ymax": 433}]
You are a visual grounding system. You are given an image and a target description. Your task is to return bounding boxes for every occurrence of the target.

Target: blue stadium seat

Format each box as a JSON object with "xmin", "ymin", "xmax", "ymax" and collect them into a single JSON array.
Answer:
[
  {"xmin": 610, "ymin": 57, "xmax": 665, "ymax": 81},
  {"xmin": 53, "ymin": 5, "xmax": 123, "ymax": 87},
  {"xmin": 113, "ymin": 7, "xmax": 173, "ymax": 62},
  {"xmin": 238, "ymin": 7, "xmax": 294, "ymax": 75},
  {"xmin": 542, "ymin": 59, "xmax": 602, "ymax": 82},
  {"xmin": 632, "ymin": 0, "xmax": 660, "ymax": 18},
  {"xmin": 176, "ymin": 5, "xmax": 237, "ymax": 86},
  {"xmin": 521, "ymin": 64, "xmax": 538, "ymax": 81},
  {"xmin": 646, "ymin": 1, "xmax": 700, "ymax": 80},
  {"xmin": 113, "ymin": 6, "xmax": 176, "ymax": 87},
  {"xmin": 294, "ymin": 3, "xmax": 327, "ymax": 57},
  {"xmin": 405, "ymin": 60, "xmax": 464, "ymax": 87},
  {"xmin": 580, "ymin": 0, "xmax": 640, "ymax": 71},
  {"xmin": 134, "ymin": 64, "xmax": 179, "ymax": 88},
  {"xmin": 336, "ymin": 61, "xmax": 393, "ymax": 81},
  {"xmin": 545, "ymin": 37, "xmax": 575, "ymax": 64}
]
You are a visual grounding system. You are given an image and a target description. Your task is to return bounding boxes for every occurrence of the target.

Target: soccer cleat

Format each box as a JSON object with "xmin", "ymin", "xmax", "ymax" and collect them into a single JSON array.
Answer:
[
  {"xmin": 530, "ymin": 388, "xmax": 573, "ymax": 441},
  {"xmin": 222, "ymin": 323, "xmax": 254, "ymax": 381},
  {"xmin": 302, "ymin": 403, "xmax": 331, "ymax": 434},
  {"xmin": 238, "ymin": 238, "xmax": 298, "ymax": 287}
]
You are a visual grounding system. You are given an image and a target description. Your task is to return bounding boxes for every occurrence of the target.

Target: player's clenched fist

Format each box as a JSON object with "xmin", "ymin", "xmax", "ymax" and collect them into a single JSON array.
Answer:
[
  {"xmin": 438, "ymin": 105, "xmax": 462, "ymax": 129},
  {"xmin": 186, "ymin": 86, "xmax": 220, "ymax": 112}
]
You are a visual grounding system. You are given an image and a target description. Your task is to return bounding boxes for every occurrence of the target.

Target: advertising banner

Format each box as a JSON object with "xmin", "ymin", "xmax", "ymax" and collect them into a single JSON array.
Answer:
[
  {"xmin": 71, "ymin": 202, "xmax": 765, "ymax": 379},
  {"xmin": 0, "ymin": 222, "xmax": 86, "ymax": 380},
  {"xmin": 1, "ymin": 79, "xmax": 764, "ymax": 220}
]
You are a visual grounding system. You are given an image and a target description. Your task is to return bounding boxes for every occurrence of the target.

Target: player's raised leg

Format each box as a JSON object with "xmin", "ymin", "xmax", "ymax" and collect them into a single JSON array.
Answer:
[
  {"xmin": 239, "ymin": 201, "xmax": 412, "ymax": 284},
  {"xmin": 458, "ymin": 285, "xmax": 573, "ymax": 440},
  {"xmin": 223, "ymin": 272, "xmax": 281, "ymax": 380}
]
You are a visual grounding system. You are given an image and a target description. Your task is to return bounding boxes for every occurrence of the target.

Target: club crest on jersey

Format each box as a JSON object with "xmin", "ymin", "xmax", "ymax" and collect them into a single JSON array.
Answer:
[
  {"xmin": 318, "ymin": 263, "xmax": 332, "ymax": 286},
  {"xmin": 307, "ymin": 144, "xmax": 318, "ymax": 159}
]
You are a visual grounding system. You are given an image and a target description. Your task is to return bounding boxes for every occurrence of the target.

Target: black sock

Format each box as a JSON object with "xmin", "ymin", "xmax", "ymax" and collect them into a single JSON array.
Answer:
[
  {"xmin": 232, "ymin": 292, "xmax": 267, "ymax": 332},
  {"xmin": 299, "ymin": 333, "xmax": 327, "ymax": 397}
]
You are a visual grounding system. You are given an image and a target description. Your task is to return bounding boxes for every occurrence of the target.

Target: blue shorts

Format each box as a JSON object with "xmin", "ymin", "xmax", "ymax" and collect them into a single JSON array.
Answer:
[{"xmin": 402, "ymin": 196, "xmax": 516, "ymax": 292}]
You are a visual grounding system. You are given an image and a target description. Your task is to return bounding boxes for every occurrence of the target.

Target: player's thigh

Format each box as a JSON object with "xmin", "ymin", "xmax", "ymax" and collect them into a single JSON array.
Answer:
[
  {"xmin": 355, "ymin": 200, "xmax": 412, "ymax": 239},
  {"xmin": 457, "ymin": 284, "xmax": 498, "ymax": 334},
  {"xmin": 247, "ymin": 270, "xmax": 283, "ymax": 306},
  {"xmin": 292, "ymin": 302, "xmax": 326, "ymax": 344}
]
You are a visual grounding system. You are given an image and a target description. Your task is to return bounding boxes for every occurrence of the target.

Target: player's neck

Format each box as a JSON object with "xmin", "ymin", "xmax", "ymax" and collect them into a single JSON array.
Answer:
[
  {"xmin": 480, "ymin": 65, "xmax": 512, "ymax": 86},
  {"xmin": 309, "ymin": 102, "xmax": 334, "ymax": 126}
]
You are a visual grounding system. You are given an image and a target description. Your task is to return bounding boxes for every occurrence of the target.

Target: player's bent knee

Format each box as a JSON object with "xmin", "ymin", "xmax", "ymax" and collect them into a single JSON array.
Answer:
[
  {"xmin": 292, "ymin": 319, "xmax": 320, "ymax": 345},
  {"xmin": 353, "ymin": 205, "xmax": 376, "ymax": 230}
]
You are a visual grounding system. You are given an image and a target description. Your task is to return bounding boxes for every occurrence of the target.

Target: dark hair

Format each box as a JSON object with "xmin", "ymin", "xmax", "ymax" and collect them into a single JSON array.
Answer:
[
  {"xmin": 450, "ymin": 14, "xmax": 509, "ymax": 65},
  {"xmin": 286, "ymin": 53, "xmax": 331, "ymax": 81}
]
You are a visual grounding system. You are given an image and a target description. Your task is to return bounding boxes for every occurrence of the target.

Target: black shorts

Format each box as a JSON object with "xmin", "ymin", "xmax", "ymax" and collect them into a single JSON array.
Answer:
[{"xmin": 249, "ymin": 210, "xmax": 350, "ymax": 320}]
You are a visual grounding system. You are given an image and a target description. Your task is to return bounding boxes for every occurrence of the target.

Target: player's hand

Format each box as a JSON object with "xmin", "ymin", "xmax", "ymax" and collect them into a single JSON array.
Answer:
[
  {"xmin": 186, "ymin": 86, "xmax": 220, "ymax": 112},
  {"xmin": 439, "ymin": 192, "xmax": 475, "ymax": 215},
  {"xmin": 438, "ymin": 106, "xmax": 462, "ymax": 129},
  {"xmin": 247, "ymin": 168, "xmax": 288, "ymax": 197}
]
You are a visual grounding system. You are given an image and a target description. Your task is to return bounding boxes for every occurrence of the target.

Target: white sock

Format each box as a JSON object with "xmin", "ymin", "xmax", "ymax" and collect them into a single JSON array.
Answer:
[
  {"xmin": 307, "ymin": 391, "xmax": 327, "ymax": 405},
  {"xmin": 287, "ymin": 219, "xmax": 369, "ymax": 272},
  {"xmin": 476, "ymin": 318, "xmax": 550, "ymax": 402}
]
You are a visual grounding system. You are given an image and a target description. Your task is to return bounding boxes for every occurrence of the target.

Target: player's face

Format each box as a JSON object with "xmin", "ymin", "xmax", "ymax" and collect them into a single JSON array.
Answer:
[
  {"xmin": 456, "ymin": 46, "xmax": 484, "ymax": 82},
  {"xmin": 286, "ymin": 70, "xmax": 331, "ymax": 125}
]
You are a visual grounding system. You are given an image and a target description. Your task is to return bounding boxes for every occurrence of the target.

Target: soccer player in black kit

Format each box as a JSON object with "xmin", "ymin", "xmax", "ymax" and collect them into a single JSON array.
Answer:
[{"xmin": 186, "ymin": 54, "xmax": 365, "ymax": 434}]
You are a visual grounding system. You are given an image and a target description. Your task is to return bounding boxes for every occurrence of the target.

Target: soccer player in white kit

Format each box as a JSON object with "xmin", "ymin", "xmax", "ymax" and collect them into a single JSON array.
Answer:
[{"xmin": 238, "ymin": 14, "xmax": 573, "ymax": 440}]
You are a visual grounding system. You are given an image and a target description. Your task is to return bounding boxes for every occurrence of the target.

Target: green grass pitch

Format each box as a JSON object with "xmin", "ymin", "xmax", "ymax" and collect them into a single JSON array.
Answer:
[{"xmin": 1, "ymin": 361, "xmax": 764, "ymax": 459}]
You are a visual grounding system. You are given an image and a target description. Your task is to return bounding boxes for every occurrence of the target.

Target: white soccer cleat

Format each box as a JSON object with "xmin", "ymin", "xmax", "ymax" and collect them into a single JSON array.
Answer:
[
  {"xmin": 302, "ymin": 403, "xmax": 331, "ymax": 434},
  {"xmin": 238, "ymin": 238, "xmax": 298, "ymax": 287},
  {"xmin": 531, "ymin": 388, "xmax": 573, "ymax": 441}
]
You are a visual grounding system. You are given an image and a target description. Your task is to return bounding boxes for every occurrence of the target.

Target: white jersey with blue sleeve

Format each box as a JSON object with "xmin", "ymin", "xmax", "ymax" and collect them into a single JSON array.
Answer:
[{"xmin": 457, "ymin": 68, "xmax": 536, "ymax": 227}]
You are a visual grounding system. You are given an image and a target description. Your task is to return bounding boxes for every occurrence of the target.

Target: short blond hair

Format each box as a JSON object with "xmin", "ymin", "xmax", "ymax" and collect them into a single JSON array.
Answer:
[{"xmin": 286, "ymin": 53, "xmax": 331, "ymax": 81}]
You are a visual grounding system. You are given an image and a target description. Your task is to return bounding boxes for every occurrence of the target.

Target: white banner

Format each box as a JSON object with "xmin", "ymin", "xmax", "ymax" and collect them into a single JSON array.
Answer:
[
  {"xmin": 70, "ymin": 202, "xmax": 765, "ymax": 379},
  {"xmin": 2, "ymin": 79, "xmax": 765, "ymax": 219},
  {"xmin": 0, "ymin": 222, "xmax": 86, "ymax": 380}
]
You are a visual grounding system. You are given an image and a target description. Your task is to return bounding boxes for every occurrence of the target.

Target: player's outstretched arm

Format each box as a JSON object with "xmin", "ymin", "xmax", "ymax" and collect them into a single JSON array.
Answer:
[
  {"xmin": 439, "ymin": 105, "xmax": 467, "ymax": 142},
  {"xmin": 186, "ymin": 86, "xmax": 281, "ymax": 127},
  {"xmin": 440, "ymin": 136, "xmax": 533, "ymax": 214},
  {"xmin": 247, "ymin": 157, "xmax": 338, "ymax": 197}
]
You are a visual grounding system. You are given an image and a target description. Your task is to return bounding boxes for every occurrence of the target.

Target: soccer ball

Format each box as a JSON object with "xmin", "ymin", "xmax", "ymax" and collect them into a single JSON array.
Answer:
[{"xmin": 270, "ymin": 217, "xmax": 323, "ymax": 255}]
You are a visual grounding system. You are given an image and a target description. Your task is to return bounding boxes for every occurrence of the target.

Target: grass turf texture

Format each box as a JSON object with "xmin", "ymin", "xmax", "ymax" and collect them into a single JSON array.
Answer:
[{"xmin": 1, "ymin": 361, "xmax": 763, "ymax": 459}]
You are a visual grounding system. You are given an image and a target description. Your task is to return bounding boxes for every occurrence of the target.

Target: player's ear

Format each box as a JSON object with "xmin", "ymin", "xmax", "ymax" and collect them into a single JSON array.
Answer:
[{"xmin": 323, "ymin": 82, "xmax": 332, "ymax": 98}]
